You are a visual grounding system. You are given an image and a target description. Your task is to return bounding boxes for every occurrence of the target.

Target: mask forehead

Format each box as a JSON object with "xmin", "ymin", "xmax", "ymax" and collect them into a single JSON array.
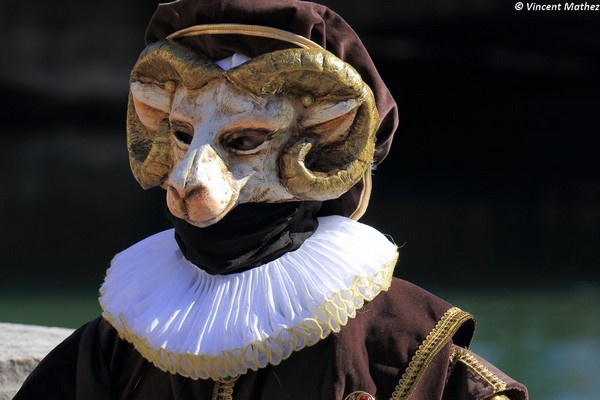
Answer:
[{"xmin": 171, "ymin": 80, "xmax": 292, "ymax": 132}]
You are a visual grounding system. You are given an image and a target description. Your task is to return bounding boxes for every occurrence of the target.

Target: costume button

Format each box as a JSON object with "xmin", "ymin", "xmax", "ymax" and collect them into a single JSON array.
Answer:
[{"xmin": 344, "ymin": 391, "xmax": 375, "ymax": 400}]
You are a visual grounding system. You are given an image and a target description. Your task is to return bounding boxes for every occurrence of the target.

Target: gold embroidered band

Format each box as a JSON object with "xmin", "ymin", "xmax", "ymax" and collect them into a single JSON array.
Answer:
[
  {"xmin": 390, "ymin": 307, "xmax": 473, "ymax": 400},
  {"xmin": 211, "ymin": 375, "xmax": 238, "ymax": 400},
  {"xmin": 450, "ymin": 347, "xmax": 507, "ymax": 393},
  {"xmin": 166, "ymin": 23, "xmax": 324, "ymax": 50}
]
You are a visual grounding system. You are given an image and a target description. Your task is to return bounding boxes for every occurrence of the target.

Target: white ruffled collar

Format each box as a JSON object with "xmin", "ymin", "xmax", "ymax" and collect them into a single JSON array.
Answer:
[{"xmin": 99, "ymin": 215, "xmax": 398, "ymax": 380}]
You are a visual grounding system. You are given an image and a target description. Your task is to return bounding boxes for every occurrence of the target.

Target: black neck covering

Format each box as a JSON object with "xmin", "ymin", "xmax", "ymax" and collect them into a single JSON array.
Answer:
[{"xmin": 166, "ymin": 201, "xmax": 322, "ymax": 275}]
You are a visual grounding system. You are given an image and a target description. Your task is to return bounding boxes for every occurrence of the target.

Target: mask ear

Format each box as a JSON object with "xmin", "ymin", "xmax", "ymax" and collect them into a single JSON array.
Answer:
[
  {"xmin": 126, "ymin": 97, "xmax": 173, "ymax": 190},
  {"xmin": 126, "ymin": 40, "xmax": 223, "ymax": 189},
  {"xmin": 130, "ymin": 82, "xmax": 172, "ymax": 132},
  {"xmin": 300, "ymin": 99, "xmax": 359, "ymax": 146},
  {"xmin": 226, "ymin": 48, "xmax": 379, "ymax": 201}
]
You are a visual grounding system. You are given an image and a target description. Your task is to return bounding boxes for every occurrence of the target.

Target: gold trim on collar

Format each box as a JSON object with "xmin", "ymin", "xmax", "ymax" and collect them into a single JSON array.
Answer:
[
  {"xmin": 390, "ymin": 306, "xmax": 473, "ymax": 400},
  {"xmin": 166, "ymin": 23, "xmax": 324, "ymax": 50}
]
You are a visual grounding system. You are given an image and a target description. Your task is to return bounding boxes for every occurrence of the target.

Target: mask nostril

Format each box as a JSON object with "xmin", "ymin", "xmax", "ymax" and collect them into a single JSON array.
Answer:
[
  {"xmin": 183, "ymin": 186, "xmax": 207, "ymax": 201},
  {"xmin": 167, "ymin": 185, "xmax": 186, "ymax": 200}
]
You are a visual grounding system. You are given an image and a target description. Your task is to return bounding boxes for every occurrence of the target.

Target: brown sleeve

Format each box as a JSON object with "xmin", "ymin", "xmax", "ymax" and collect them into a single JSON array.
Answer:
[
  {"xmin": 331, "ymin": 278, "xmax": 528, "ymax": 400},
  {"xmin": 444, "ymin": 346, "xmax": 528, "ymax": 400},
  {"xmin": 332, "ymin": 278, "xmax": 473, "ymax": 399},
  {"xmin": 12, "ymin": 317, "xmax": 112, "ymax": 400},
  {"xmin": 12, "ymin": 328, "xmax": 80, "ymax": 399}
]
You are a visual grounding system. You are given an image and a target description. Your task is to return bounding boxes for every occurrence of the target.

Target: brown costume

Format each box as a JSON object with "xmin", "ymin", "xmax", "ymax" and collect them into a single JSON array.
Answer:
[
  {"xmin": 15, "ymin": 279, "xmax": 527, "ymax": 399},
  {"xmin": 15, "ymin": 1, "xmax": 528, "ymax": 399}
]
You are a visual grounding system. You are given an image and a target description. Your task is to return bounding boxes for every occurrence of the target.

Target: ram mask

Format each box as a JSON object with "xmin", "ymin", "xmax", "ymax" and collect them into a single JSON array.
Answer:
[{"xmin": 127, "ymin": 40, "xmax": 379, "ymax": 227}]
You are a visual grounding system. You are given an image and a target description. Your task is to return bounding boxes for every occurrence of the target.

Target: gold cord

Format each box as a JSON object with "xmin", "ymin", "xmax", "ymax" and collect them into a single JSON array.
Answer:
[{"xmin": 166, "ymin": 23, "xmax": 323, "ymax": 50}]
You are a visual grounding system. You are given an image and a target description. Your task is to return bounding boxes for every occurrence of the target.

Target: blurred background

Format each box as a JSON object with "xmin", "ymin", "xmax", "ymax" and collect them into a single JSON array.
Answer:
[{"xmin": 1, "ymin": 0, "xmax": 599, "ymax": 398}]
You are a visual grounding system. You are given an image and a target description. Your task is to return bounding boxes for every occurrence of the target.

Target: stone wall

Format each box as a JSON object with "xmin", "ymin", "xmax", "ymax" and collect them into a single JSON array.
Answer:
[{"xmin": 0, "ymin": 323, "xmax": 73, "ymax": 399}]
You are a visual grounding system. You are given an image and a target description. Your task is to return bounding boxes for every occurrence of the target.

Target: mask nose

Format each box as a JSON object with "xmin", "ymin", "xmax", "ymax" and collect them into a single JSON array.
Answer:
[
  {"xmin": 165, "ymin": 142, "xmax": 236, "ymax": 227},
  {"xmin": 169, "ymin": 143, "xmax": 219, "ymax": 191}
]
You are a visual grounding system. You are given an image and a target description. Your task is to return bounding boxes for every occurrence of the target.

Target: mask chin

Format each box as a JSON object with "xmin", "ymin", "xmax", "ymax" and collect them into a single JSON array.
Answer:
[{"xmin": 181, "ymin": 212, "xmax": 228, "ymax": 229}]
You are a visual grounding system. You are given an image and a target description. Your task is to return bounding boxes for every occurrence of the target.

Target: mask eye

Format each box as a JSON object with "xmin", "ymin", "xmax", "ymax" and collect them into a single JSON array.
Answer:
[
  {"xmin": 170, "ymin": 121, "xmax": 194, "ymax": 147},
  {"xmin": 221, "ymin": 129, "xmax": 271, "ymax": 154},
  {"xmin": 174, "ymin": 131, "xmax": 193, "ymax": 145}
]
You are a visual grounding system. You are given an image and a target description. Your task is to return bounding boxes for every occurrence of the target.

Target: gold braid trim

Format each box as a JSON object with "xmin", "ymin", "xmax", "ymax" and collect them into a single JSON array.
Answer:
[
  {"xmin": 102, "ymin": 252, "xmax": 397, "ymax": 381},
  {"xmin": 450, "ymin": 347, "xmax": 507, "ymax": 393},
  {"xmin": 212, "ymin": 376, "xmax": 238, "ymax": 400},
  {"xmin": 390, "ymin": 306, "xmax": 473, "ymax": 400}
]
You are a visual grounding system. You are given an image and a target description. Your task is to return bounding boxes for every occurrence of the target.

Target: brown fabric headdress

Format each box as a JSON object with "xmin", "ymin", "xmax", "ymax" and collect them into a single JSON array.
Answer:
[{"xmin": 145, "ymin": 0, "xmax": 398, "ymax": 218}]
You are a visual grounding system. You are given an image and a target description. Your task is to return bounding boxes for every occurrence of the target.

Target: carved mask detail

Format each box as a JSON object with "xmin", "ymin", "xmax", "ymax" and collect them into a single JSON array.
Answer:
[{"xmin": 127, "ymin": 40, "xmax": 379, "ymax": 227}]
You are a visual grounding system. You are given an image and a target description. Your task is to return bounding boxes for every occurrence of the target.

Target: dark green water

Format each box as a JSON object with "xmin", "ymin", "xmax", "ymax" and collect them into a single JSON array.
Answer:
[
  {"xmin": 1, "ymin": 286, "xmax": 598, "ymax": 399},
  {"xmin": 439, "ymin": 286, "xmax": 600, "ymax": 400}
]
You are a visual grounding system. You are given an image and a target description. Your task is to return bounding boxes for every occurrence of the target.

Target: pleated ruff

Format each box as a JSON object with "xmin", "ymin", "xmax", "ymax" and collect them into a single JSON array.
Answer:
[{"xmin": 99, "ymin": 215, "xmax": 398, "ymax": 380}]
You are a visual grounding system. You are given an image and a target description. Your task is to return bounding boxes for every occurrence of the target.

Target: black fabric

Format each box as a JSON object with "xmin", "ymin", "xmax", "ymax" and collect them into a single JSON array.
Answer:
[
  {"xmin": 75, "ymin": 318, "xmax": 113, "ymax": 399},
  {"xmin": 166, "ymin": 201, "xmax": 321, "ymax": 275}
]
